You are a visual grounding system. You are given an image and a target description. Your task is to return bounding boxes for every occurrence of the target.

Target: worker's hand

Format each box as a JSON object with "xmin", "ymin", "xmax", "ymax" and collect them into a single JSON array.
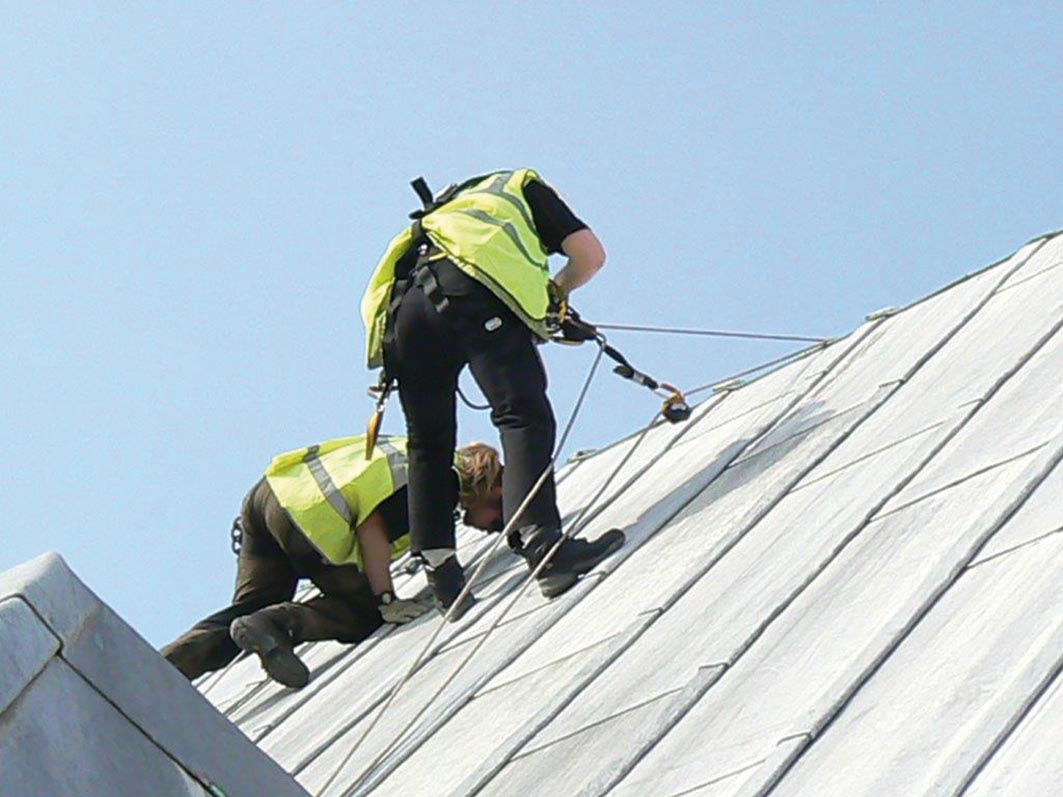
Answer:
[
  {"xmin": 376, "ymin": 592, "xmax": 429, "ymax": 624},
  {"xmin": 559, "ymin": 310, "xmax": 598, "ymax": 343},
  {"xmin": 546, "ymin": 279, "xmax": 569, "ymax": 332}
]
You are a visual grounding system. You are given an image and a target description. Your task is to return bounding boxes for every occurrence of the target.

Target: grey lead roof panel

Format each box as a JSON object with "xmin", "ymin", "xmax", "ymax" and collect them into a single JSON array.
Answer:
[
  {"xmin": 199, "ymin": 230, "xmax": 1063, "ymax": 796},
  {"xmin": 0, "ymin": 554, "xmax": 310, "ymax": 797},
  {"xmin": 964, "ymin": 664, "xmax": 1063, "ymax": 796},
  {"xmin": 772, "ymin": 493, "xmax": 1063, "ymax": 796}
]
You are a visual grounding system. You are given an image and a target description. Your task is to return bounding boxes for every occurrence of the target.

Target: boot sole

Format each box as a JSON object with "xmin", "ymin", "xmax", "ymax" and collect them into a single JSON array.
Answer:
[
  {"xmin": 571, "ymin": 529, "xmax": 625, "ymax": 575},
  {"xmin": 230, "ymin": 617, "xmax": 310, "ymax": 689},
  {"xmin": 538, "ymin": 572, "xmax": 580, "ymax": 599},
  {"xmin": 437, "ymin": 593, "xmax": 477, "ymax": 623}
]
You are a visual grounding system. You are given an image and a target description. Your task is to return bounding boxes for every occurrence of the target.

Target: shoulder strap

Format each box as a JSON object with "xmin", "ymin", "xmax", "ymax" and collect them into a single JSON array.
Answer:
[{"xmin": 407, "ymin": 172, "xmax": 496, "ymax": 220}]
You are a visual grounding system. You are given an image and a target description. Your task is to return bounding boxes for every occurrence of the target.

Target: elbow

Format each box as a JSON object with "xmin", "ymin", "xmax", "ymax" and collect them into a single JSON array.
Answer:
[
  {"xmin": 593, "ymin": 241, "xmax": 606, "ymax": 273},
  {"xmin": 579, "ymin": 230, "xmax": 607, "ymax": 274}
]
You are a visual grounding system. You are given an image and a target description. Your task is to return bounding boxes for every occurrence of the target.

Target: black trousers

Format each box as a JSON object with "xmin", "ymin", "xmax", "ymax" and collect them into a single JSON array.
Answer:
[
  {"xmin": 160, "ymin": 479, "xmax": 383, "ymax": 680},
  {"xmin": 388, "ymin": 260, "xmax": 562, "ymax": 554}
]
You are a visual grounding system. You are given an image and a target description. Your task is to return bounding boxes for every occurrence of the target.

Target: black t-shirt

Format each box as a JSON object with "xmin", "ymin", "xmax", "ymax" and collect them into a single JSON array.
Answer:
[{"xmin": 522, "ymin": 179, "xmax": 588, "ymax": 254}]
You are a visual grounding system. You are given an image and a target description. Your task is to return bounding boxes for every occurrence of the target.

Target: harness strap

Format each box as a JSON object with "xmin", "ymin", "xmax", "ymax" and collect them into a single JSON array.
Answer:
[
  {"xmin": 413, "ymin": 260, "xmax": 450, "ymax": 314},
  {"xmin": 381, "ymin": 241, "xmax": 452, "ymax": 360},
  {"xmin": 410, "ymin": 177, "xmax": 434, "ymax": 211}
]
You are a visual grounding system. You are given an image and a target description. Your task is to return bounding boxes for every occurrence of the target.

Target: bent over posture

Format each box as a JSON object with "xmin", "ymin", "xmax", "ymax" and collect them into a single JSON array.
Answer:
[
  {"xmin": 161, "ymin": 436, "xmax": 504, "ymax": 687},
  {"xmin": 361, "ymin": 169, "xmax": 624, "ymax": 619}
]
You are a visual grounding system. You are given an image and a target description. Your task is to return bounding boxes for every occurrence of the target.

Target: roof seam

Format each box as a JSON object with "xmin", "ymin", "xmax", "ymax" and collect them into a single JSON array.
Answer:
[
  {"xmin": 965, "ymin": 526, "xmax": 1063, "ymax": 570},
  {"xmin": 514, "ymin": 679, "xmax": 684, "ymax": 760},
  {"xmin": 244, "ymin": 631, "xmax": 399, "ymax": 744},
  {"xmin": 598, "ymin": 235, "xmax": 1056, "ymax": 796},
  {"xmin": 574, "ymin": 665, "xmax": 727, "ymax": 797},
  {"xmin": 354, "ymin": 323, "xmax": 875, "ymax": 794},
  {"xmin": 792, "ymin": 420, "xmax": 947, "ymax": 491},
  {"xmin": 759, "ymin": 413, "xmax": 1063, "ymax": 792},
  {"xmin": 994, "ymin": 258, "xmax": 1063, "ymax": 294},
  {"xmin": 451, "ymin": 616, "xmax": 663, "ymax": 797},
  {"xmin": 728, "ymin": 400, "xmax": 868, "ymax": 466},
  {"xmin": 955, "ymin": 638, "xmax": 1063, "ymax": 793},
  {"xmin": 868, "ymin": 441, "xmax": 1053, "ymax": 523},
  {"xmin": 665, "ymin": 757, "xmax": 768, "ymax": 797},
  {"xmin": 473, "ymin": 629, "xmax": 628, "ymax": 699}
]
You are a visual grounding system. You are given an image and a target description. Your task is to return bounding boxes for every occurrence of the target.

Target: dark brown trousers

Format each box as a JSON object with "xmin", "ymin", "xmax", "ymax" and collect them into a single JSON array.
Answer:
[{"xmin": 160, "ymin": 479, "xmax": 382, "ymax": 680}]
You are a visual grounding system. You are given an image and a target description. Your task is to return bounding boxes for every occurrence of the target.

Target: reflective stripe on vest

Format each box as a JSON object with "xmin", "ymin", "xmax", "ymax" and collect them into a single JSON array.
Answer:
[
  {"xmin": 265, "ymin": 435, "xmax": 409, "ymax": 567},
  {"xmin": 361, "ymin": 168, "xmax": 552, "ymax": 368},
  {"xmin": 302, "ymin": 444, "xmax": 354, "ymax": 528}
]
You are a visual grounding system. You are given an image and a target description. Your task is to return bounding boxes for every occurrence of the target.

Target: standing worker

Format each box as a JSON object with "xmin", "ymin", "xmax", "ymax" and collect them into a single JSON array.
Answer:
[
  {"xmin": 361, "ymin": 169, "xmax": 625, "ymax": 620},
  {"xmin": 161, "ymin": 435, "xmax": 507, "ymax": 687}
]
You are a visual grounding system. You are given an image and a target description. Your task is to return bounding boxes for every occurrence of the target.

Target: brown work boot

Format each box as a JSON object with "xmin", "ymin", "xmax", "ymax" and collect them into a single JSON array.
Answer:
[{"xmin": 229, "ymin": 613, "xmax": 310, "ymax": 689}]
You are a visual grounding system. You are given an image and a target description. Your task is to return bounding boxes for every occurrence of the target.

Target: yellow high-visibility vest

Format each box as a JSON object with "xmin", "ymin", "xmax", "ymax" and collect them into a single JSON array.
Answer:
[
  {"xmin": 362, "ymin": 168, "xmax": 553, "ymax": 368},
  {"xmin": 264, "ymin": 435, "xmax": 410, "ymax": 567}
]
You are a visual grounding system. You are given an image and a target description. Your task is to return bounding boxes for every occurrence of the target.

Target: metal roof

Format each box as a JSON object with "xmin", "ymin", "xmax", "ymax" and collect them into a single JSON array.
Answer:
[
  {"xmin": 0, "ymin": 553, "xmax": 310, "ymax": 797},
  {"xmin": 199, "ymin": 230, "xmax": 1063, "ymax": 796}
]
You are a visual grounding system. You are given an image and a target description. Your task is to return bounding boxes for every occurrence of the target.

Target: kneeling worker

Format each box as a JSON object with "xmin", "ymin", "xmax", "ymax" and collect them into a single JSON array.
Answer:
[{"xmin": 160, "ymin": 436, "xmax": 504, "ymax": 688}]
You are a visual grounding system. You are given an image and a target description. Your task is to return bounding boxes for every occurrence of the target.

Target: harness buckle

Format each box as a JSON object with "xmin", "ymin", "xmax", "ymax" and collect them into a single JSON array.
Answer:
[{"xmin": 413, "ymin": 256, "xmax": 451, "ymax": 315}]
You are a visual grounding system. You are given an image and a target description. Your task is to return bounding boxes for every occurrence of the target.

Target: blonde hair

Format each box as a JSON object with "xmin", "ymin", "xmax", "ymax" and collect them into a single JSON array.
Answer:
[{"xmin": 455, "ymin": 442, "xmax": 503, "ymax": 506}]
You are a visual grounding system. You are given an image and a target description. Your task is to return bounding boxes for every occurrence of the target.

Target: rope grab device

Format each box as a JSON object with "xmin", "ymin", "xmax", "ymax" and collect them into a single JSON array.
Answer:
[{"xmin": 548, "ymin": 307, "xmax": 693, "ymax": 424}]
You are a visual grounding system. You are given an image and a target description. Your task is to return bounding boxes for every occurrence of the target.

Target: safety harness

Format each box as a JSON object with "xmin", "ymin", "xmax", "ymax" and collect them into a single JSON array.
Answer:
[
  {"xmin": 364, "ymin": 176, "xmax": 691, "ymax": 458},
  {"xmin": 367, "ymin": 177, "xmax": 471, "ymax": 456},
  {"xmin": 380, "ymin": 178, "xmax": 464, "ymax": 348}
]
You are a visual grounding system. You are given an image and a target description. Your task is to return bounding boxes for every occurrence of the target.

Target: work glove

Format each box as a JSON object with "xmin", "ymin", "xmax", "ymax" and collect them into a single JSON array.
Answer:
[
  {"xmin": 376, "ymin": 591, "xmax": 429, "ymax": 624},
  {"xmin": 545, "ymin": 279, "xmax": 569, "ymax": 333},
  {"xmin": 545, "ymin": 279, "xmax": 599, "ymax": 344}
]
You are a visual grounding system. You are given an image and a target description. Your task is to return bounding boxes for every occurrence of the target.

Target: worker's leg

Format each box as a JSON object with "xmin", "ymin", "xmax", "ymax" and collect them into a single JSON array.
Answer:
[
  {"xmin": 390, "ymin": 284, "xmax": 463, "ymax": 555},
  {"xmin": 227, "ymin": 482, "xmax": 378, "ymax": 688},
  {"xmin": 454, "ymin": 273, "xmax": 625, "ymax": 597},
  {"xmin": 160, "ymin": 481, "xmax": 298, "ymax": 679},
  {"xmin": 387, "ymin": 277, "xmax": 477, "ymax": 618},
  {"xmin": 459, "ymin": 287, "xmax": 561, "ymax": 533},
  {"xmin": 253, "ymin": 509, "xmax": 384, "ymax": 645}
]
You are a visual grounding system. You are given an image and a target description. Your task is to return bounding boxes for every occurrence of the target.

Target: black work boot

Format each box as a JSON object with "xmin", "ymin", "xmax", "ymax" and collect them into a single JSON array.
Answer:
[
  {"xmin": 518, "ymin": 525, "xmax": 626, "ymax": 599},
  {"xmin": 229, "ymin": 613, "xmax": 310, "ymax": 689},
  {"xmin": 424, "ymin": 555, "xmax": 477, "ymax": 622}
]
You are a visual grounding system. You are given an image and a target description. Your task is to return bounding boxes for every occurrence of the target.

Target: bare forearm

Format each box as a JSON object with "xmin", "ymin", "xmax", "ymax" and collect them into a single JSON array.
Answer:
[
  {"xmin": 356, "ymin": 515, "xmax": 394, "ymax": 595},
  {"xmin": 553, "ymin": 228, "xmax": 606, "ymax": 295}
]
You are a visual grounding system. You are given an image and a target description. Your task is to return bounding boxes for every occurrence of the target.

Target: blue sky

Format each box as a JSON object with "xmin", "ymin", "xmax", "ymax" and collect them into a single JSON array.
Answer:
[{"xmin": 2, "ymin": 3, "xmax": 1060, "ymax": 647}]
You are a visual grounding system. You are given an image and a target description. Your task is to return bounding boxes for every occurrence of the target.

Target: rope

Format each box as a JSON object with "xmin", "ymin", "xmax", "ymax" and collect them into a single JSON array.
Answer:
[
  {"xmin": 317, "ymin": 345, "xmax": 607, "ymax": 797},
  {"xmin": 345, "ymin": 394, "xmax": 663, "ymax": 797},
  {"xmin": 457, "ymin": 384, "xmax": 491, "ymax": 411},
  {"xmin": 684, "ymin": 340, "xmax": 831, "ymax": 398},
  {"xmin": 350, "ymin": 408, "xmax": 663, "ymax": 797},
  {"xmin": 594, "ymin": 322, "xmax": 828, "ymax": 344},
  {"xmin": 319, "ymin": 318, "xmax": 818, "ymax": 793}
]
